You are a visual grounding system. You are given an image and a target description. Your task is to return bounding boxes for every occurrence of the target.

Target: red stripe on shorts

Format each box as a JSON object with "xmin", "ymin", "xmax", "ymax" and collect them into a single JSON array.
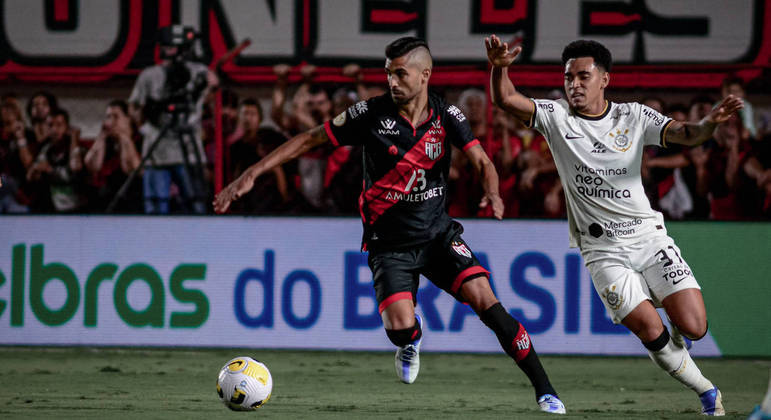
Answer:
[
  {"xmin": 378, "ymin": 291, "xmax": 413, "ymax": 314},
  {"xmin": 451, "ymin": 265, "xmax": 489, "ymax": 293}
]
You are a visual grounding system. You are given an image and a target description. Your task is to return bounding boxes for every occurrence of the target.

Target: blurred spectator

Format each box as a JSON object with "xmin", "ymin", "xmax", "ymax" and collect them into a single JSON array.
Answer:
[
  {"xmin": 203, "ymin": 88, "xmax": 240, "ymax": 168},
  {"xmin": 26, "ymin": 108, "xmax": 86, "ymax": 212},
  {"xmin": 128, "ymin": 25, "xmax": 218, "ymax": 214},
  {"xmin": 721, "ymin": 75, "xmax": 756, "ymax": 139},
  {"xmin": 642, "ymin": 96, "xmax": 665, "ymax": 114},
  {"xmin": 26, "ymin": 91, "xmax": 58, "ymax": 149},
  {"xmin": 342, "ymin": 63, "xmax": 387, "ymax": 101},
  {"xmin": 691, "ymin": 113, "xmax": 766, "ymax": 220},
  {"xmin": 0, "ymin": 97, "xmax": 36, "ymax": 212},
  {"xmin": 513, "ymin": 120, "xmax": 560, "ymax": 218},
  {"xmin": 271, "ymin": 64, "xmax": 333, "ymax": 211},
  {"xmin": 226, "ymin": 98, "xmax": 264, "ymax": 182},
  {"xmin": 324, "ymin": 87, "xmax": 362, "ymax": 215},
  {"xmin": 688, "ymin": 95, "xmax": 715, "ymax": 123},
  {"xmin": 229, "ymin": 127, "xmax": 293, "ymax": 214},
  {"xmin": 84, "ymin": 100, "xmax": 143, "ymax": 213},
  {"xmin": 458, "ymin": 88, "xmax": 487, "ymax": 141},
  {"xmin": 447, "ymin": 88, "xmax": 488, "ymax": 217},
  {"xmin": 642, "ymin": 103, "xmax": 693, "ymax": 219}
]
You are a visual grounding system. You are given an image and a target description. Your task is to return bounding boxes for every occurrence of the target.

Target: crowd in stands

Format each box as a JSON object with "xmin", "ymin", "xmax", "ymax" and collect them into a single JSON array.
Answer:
[{"xmin": 2, "ymin": 70, "xmax": 770, "ymax": 220}]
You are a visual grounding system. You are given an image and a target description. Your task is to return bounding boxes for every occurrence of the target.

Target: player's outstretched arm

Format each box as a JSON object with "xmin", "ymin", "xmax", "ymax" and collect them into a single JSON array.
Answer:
[
  {"xmin": 213, "ymin": 125, "xmax": 329, "ymax": 213},
  {"xmin": 465, "ymin": 144, "xmax": 504, "ymax": 219},
  {"xmin": 485, "ymin": 34, "xmax": 535, "ymax": 124},
  {"xmin": 665, "ymin": 95, "xmax": 744, "ymax": 147}
]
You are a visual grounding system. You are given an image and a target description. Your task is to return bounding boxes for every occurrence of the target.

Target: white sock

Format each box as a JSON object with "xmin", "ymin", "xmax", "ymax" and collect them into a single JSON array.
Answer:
[
  {"xmin": 648, "ymin": 336, "xmax": 714, "ymax": 394},
  {"xmin": 762, "ymin": 368, "xmax": 771, "ymax": 412}
]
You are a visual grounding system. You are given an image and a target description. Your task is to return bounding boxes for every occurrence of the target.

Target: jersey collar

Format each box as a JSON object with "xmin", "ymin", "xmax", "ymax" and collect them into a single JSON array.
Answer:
[{"xmin": 574, "ymin": 100, "xmax": 610, "ymax": 121}]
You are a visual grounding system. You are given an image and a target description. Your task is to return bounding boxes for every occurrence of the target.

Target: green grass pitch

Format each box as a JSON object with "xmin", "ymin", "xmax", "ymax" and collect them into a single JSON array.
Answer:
[{"xmin": 0, "ymin": 347, "xmax": 768, "ymax": 419}]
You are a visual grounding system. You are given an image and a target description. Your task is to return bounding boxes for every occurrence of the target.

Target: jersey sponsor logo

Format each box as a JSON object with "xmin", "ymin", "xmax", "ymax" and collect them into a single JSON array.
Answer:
[
  {"xmin": 591, "ymin": 141, "xmax": 608, "ymax": 153},
  {"xmin": 447, "ymin": 105, "xmax": 466, "ymax": 122},
  {"xmin": 348, "ymin": 100, "xmax": 368, "ymax": 119},
  {"xmin": 603, "ymin": 218, "xmax": 642, "ymax": 238},
  {"xmin": 333, "ymin": 111, "xmax": 347, "ymax": 126},
  {"xmin": 384, "ymin": 186, "xmax": 445, "ymax": 203},
  {"xmin": 425, "ymin": 137, "xmax": 442, "ymax": 160},
  {"xmin": 573, "ymin": 164, "xmax": 631, "ymax": 200},
  {"xmin": 381, "ymin": 118, "xmax": 396, "ymax": 129},
  {"xmin": 428, "ymin": 119, "xmax": 444, "ymax": 136},
  {"xmin": 609, "ymin": 128, "xmax": 632, "ymax": 152},
  {"xmin": 642, "ymin": 107, "xmax": 666, "ymax": 126},
  {"xmin": 538, "ymin": 102, "xmax": 554, "ymax": 112},
  {"xmin": 451, "ymin": 241, "xmax": 472, "ymax": 258},
  {"xmin": 565, "ymin": 132, "xmax": 583, "ymax": 140},
  {"xmin": 378, "ymin": 118, "xmax": 399, "ymax": 135},
  {"xmin": 574, "ymin": 164, "xmax": 627, "ymax": 176},
  {"xmin": 611, "ymin": 105, "xmax": 631, "ymax": 120}
]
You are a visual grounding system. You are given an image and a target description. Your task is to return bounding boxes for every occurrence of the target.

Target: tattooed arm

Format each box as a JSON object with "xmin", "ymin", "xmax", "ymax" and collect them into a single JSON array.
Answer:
[{"xmin": 664, "ymin": 95, "xmax": 743, "ymax": 147}]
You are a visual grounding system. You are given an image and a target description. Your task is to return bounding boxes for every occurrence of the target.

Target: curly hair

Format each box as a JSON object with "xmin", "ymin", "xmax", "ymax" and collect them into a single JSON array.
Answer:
[{"xmin": 561, "ymin": 40, "xmax": 612, "ymax": 72}]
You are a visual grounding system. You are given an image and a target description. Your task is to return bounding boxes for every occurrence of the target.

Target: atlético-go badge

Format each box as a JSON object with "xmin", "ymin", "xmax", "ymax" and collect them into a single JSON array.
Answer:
[{"xmin": 451, "ymin": 241, "xmax": 472, "ymax": 258}]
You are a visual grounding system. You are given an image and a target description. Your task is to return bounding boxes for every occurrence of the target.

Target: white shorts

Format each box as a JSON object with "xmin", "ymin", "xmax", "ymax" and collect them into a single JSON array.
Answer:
[{"xmin": 582, "ymin": 234, "xmax": 701, "ymax": 324}]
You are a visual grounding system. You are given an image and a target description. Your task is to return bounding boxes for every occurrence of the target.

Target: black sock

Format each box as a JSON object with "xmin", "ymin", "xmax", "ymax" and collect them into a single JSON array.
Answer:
[
  {"xmin": 385, "ymin": 317, "xmax": 422, "ymax": 347},
  {"xmin": 479, "ymin": 303, "xmax": 557, "ymax": 399}
]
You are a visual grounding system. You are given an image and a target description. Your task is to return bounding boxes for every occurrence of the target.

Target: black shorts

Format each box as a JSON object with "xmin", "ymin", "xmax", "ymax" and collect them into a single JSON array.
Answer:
[{"xmin": 367, "ymin": 221, "xmax": 489, "ymax": 313}]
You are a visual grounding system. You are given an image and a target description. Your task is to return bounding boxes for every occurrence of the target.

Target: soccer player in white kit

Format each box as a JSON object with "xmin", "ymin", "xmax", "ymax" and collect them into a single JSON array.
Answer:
[{"xmin": 485, "ymin": 35, "xmax": 743, "ymax": 416}]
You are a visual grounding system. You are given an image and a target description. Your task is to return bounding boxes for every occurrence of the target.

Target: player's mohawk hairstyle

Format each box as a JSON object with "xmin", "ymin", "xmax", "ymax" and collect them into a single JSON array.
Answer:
[
  {"xmin": 385, "ymin": 36, "xmax": 431, "ymax": 60},
  {"xmin": 561, "ymin": 40, "xmax": 612, "ymax": 72}
]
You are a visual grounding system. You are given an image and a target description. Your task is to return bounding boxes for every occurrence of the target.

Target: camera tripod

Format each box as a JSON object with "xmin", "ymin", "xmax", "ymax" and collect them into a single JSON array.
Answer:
[{"xmin": 106, "ymin": 111, "xmax": 207, "ymax": 214}]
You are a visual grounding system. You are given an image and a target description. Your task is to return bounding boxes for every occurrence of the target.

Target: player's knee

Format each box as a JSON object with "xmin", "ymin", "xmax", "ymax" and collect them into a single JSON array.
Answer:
[
  {"xmin": 385, "ymin": 318, "xmax": 422, "ymax": 347},
  {"xmin": 679, "ymin": 319, "xmax": 708, "ymax": 341}
]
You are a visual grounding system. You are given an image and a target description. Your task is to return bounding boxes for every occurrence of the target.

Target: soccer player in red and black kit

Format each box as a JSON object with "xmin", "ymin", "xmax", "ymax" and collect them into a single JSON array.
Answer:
[{"xmin": 214, "ymin": 37, "xmax": 566, "ymax": 414}]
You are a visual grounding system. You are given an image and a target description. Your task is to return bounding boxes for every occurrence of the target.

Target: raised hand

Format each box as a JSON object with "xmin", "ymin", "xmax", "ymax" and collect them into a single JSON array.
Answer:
[
  {"xmin": 707, "ymin": 94, "xmax": 744, "ymax": 124},
  {"xmin": 213, "ymin": 174, "xmax": 254, "ymax": 214},
  {"xmin": 485, "ymin": 34, "xmax": 522, "ymax": 68},
  {"xmin": 479, "ymin": 193, "xmax": 504, "ymax": 220}
]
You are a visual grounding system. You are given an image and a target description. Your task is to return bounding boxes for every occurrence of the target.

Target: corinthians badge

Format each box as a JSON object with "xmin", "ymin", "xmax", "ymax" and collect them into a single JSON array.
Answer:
[
  {"xmin": 609, "ymin": 128, "xmax": 632, "ymax": 152},
  {"xmin": 601, "ymin": 285, "xmax": 624, "ymax": 310}
]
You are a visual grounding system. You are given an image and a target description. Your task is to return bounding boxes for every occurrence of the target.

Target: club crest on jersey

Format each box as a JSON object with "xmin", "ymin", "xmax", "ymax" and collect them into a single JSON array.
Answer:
[
  {"xmin": 378, "ymin": 118, "xmax": 399, "ymax": 135},
  {"xmin": 425, "ymin": 137, "xmax": 442, "ymax": 160},
  {"xmin": 451, "ymin": 241, "xmax": 472, "ymax": 258},
  {"xmin": 609, "ymin": 128, "xmax": 632, "ymax": 152},
  {"xmin": 601, "ymin": 285, "xmax": 624, "ymax": 310}
]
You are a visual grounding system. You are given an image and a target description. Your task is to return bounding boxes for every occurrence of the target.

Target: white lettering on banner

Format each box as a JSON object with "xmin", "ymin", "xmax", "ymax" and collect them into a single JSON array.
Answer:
[
  {"xmin": 179, "ymin": 0, "xmax": 296, "ymax": 58},
  {"xmin": 0, "ymin": 216, "xmax": 726, "ymax": 357},
  {"xmin": 315, "ymin": 0, "xmax": 415, "ymax": 59},
  {"xmin": 3, "ymin": 0, "xmax": 120, "ymax": 57},
  {"xmin": 532, "ymin": 0, "xmax": 755, "ymax": 63},
  {"xmin": 0, "ymin": 0, "xmax": 761, "ymax": 69},
  {"xmin": 643, "ymin": 1, "xmax": 753, "ymax": 62}
]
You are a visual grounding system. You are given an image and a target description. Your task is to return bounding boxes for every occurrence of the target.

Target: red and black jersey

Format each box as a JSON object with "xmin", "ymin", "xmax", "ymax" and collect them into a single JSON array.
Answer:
[{"xmin": 323, "ymin": 92, "xmax": 480, "ymax": 251}]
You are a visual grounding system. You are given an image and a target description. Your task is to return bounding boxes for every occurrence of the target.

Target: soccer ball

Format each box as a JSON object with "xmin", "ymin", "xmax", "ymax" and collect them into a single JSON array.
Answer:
[{"xmin": 216, "ymin": 356, "xmax": 273, "ymax": 411}]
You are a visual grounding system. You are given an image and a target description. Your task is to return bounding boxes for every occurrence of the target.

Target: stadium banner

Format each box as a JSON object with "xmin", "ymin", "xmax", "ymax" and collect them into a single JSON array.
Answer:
[
  {"xmin": 1, "ymin": 216, "xmax": 768, "ymax": 357},
  {"xmin": 0, "ymin": 0, "xmax": 769, "ymax": 87}
]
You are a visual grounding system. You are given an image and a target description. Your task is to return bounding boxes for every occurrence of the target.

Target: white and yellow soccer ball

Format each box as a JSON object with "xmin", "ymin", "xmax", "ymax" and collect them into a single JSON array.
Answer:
[{"xmin": 216, "ymin": 356, "xmax": 273, "ymax": 411}]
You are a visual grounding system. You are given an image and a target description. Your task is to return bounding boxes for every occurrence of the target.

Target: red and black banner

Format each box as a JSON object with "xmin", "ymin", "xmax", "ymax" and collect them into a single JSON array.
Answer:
[{"xmin": 0, "ymin": 0, "xmax": 769, "ymax": 87}]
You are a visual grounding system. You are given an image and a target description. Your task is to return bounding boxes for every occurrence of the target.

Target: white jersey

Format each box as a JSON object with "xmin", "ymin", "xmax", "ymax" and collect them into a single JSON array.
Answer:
[{"xmin": 529, "ymin": 99, "xmax": 673, "ymax": 249}]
